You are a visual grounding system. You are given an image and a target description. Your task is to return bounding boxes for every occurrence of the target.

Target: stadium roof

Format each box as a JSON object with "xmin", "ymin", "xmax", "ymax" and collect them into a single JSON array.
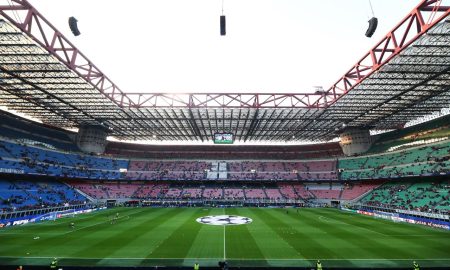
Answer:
[{"xmin": 0, "ymin": 0, "xmax": 449, "ymax": 143}]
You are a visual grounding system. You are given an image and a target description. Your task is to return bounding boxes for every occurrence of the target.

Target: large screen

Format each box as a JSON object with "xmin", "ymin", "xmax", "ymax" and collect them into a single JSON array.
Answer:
[{"xmin": 214, "ymin": 133, "xmax": 234, "ymax": 144}]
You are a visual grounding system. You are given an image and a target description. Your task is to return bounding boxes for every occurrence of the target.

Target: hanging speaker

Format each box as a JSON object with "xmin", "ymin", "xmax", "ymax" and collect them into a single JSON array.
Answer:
[
  {"xmin": 365, "ymin": 17, "xmax": 378, "ymax": 38},
  {"xmin": 220, "ymin": 15, "xmax": 226, "ymax": 36},
  {"xmin": 68, "ymin": 16, "xmax": 80, "ymax": 36}
]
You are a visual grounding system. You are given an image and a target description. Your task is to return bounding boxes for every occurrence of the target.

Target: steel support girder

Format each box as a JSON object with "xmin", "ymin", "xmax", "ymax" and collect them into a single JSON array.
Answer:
[
  {"xmin": 106, "ymin": 93, "xmax": 333, "ymax": 109},
  {"xmin": 1, "ymin": 0, "xmax": 448, "ymax": 110},
  {"xmin": 0, "ymin": 1, "xmax": 332, "ymax": 109},
  {"xmin": 0, "ymin": 0, "xmax": 132, "ymax": 107},
  {"xmin": 313, "ymin": 0, "xmax": 450, "ymax": 106}
]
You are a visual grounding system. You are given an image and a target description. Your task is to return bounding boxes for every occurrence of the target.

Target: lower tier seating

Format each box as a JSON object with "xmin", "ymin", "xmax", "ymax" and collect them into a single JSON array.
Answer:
[
  {"xmin": 359, "ymin": 180, "xmax": 449, "ymax": 214},
  {"xmin": 0, "ymin": 179, "xmax": 87, "ymax": 212}
]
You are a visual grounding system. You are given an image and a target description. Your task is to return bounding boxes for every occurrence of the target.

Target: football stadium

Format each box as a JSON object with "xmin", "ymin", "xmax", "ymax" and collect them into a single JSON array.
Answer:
[{"xmin": 0, "ymin": 0, "xmax": 449, "ymax": 269}]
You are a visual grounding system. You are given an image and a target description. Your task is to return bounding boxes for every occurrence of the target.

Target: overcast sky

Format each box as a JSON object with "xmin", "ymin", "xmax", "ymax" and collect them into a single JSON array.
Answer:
[{"xmin": 27, "ymin": 0, "xmax": 419, "ymax": 94}]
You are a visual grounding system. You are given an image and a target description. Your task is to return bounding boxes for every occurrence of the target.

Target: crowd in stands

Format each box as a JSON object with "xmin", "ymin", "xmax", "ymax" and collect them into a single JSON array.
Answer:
[
  {"xmin": 2, "ymin": 178, "xmax": 446, "ymax": 215},
  {"xmin": 3, "ymin": 137, "xmax": 447, "ymax": 183},
  {"xmin": 339, "ymin": 141, "xmax": 450, "ymax": 180},
  {"xmin": 360, "ymin": 180, "xmax": 449, "ymax": 214},
  {"xmin": 126, "ymin": 160, "xmax": 337, "ymax": 181},
  {"xmin": 127, "ymin": 161, "xmax": 209, "ymax": 181},
  {"xmin": 0, "ymin": 119, "xmax": 448, "ymax": 183},
  {"xmin": 66, "ymin": 181, "xmax": 381, "ymax": 202},
  {"xmin": 68, "ymin": 181, "xmax": 296, "ymax": 201},
  {"xmin": 0, "ymin": 179, "xmax": 87, "ymax": 212},
  {"xmin": 0, "ymin": 140, "xmax": 128, "ymax": 180},
  {"xmin": 67, "ymin": 179, "xmax": 449, "ymax": 215},
  {"xmin": 1, "ymin": 105, "xmax": 449, "ymax": 217}
]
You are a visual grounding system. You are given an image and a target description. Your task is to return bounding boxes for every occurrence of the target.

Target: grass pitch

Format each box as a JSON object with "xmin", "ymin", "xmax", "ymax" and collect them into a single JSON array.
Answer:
[{"xmin": 0, "ymin": 207, "xmax": 449, "ymax": 268}]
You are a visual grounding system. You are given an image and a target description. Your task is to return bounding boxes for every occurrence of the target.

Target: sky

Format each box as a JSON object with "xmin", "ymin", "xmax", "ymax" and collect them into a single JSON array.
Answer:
[{"xmin": 26, "ymin": 0, "xmax": 420, "ymax": 94}]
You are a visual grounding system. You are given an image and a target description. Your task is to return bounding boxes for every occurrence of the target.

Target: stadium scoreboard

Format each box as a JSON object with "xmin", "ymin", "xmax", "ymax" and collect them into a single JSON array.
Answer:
[{"xmin": 214, "ymin": 133, "xmax": 234, "ymax": 144}]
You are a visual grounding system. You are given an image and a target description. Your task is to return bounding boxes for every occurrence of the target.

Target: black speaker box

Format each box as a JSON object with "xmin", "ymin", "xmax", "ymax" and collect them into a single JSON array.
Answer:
[
  {"xmin": 220, "ymin": 15, "xmax": 226, "ymax": 36},
  {"xmin": 69, "ymin": 16, "xmax": 80, "ymax": 36},
  {"xmin": 365, "ymin": 17, "xmax": 378, "ymax": 38}
]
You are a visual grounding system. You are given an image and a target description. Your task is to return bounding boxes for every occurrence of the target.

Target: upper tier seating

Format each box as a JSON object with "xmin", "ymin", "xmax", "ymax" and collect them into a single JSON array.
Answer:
[
  {"xmin": 125, "ymin": 161, "xmax": 208, "ymax": 180},
  {"xmin": 367, "ymin": 114, "xmax": 450, "ymax": 154},
  {"xmin": 0, "ymin": 132, "xmax": 447, "ymax": 183},
  {"xmin": 126, "ymin": 160, "xmax": 337, "ymax": 181},
  {"xmin": 0, "ymin": 140, "xmax": 128, "ymax": 180},
  {"xmin": 0, "ymin": 112, "xmax": 79, "ymax": 152},
  {"xmin": 106, "ymin": 141, "xmax": 343, "ymax": 160}
]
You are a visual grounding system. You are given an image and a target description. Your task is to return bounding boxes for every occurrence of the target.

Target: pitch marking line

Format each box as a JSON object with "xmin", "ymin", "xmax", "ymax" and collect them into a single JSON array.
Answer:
[
  {"xmin": 223, "ymin": 225, "xmax": 226, "ymax": 261},
  {"xmin": 2, "ymin": 256, "xmax": 450, "ymax": 261}
]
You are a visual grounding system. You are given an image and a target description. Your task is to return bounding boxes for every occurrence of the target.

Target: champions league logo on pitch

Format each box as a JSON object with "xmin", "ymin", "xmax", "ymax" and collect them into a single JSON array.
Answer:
[{"xmin": 196, "ymin": 215, "xmax": 252, "ymax": 226}]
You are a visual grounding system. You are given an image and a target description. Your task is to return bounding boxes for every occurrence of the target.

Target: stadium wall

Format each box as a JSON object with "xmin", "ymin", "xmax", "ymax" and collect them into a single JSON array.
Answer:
[
  {"xmin": 0, "ymin": 206, "xmax": 105, "ymax": 228},
  {"xmin": 352, "ymin": 208, "xmax": 450, "ymax": 230}
]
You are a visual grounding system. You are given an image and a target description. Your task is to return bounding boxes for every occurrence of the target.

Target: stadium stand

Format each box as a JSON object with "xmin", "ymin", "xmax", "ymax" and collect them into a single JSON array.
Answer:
[
  {"xmin": 339, "ymin": 140, "xmax": 450, "ymax": 180},
  {"xmin": 0, "ymin": 179, "xmax": 87, "ymax": 212},
  {"xmin": 368, "ymin": 114, "xmax": 450, "ymax": 154},
  {"xmin": 277, "ymin": 183, "xmax": 301, "ymax": 199},
  {"xmin": 292, "ymin": 183, "xmax": 315, "ymax": 199},
  {"xmin": 244, "ymin": 188, "xmax": 267, "ymax": 199},
  {"xmin": 359, "ymin": 180, "xmax": 450, "ymax": 213},
  {"xmin": 0, "ymin": 111, "xmax": 79, "ymax": 152},
  {"xmin": 1, "ymin": 112, "xmax": 448, "ymax": 185},
  {"xmin": 181, "ymin": 187, "xmax": 203, "ymax": 199},
  {"xmin": 265, "ymin": 188, "xmax": 283, "ymax": 199},
  {"xmin": 340, "ymin": 181, "xmax": 383, "ymax": 200},
  {"xmin": 63, "ymin": 181, "xmax": 307, "ymax": 201},
  {"xmin": 0, "ymin": 139, "xmax": 129, "ymax": 179},
  {"xmin": 203, "ymin": 187, "xmax": 224, "ymax": 199},
  {"xmin": 106, "ymin": 141, "xmax": 343, "ymax": 160},
  {"xmin": 0, "ymin": 0, "xmax": 450, "ymax": 267},
  {"xmin": 305, "ymin": 182, "xmax": 341, "ymax": 200},
  {"xmin": 126, "ymin": 161, "xmax": 208, "ymax": 180},
  {"xmin": 126, "ymin": 160, "xmax": 337, "ymax": 181},
  {"xmin": 0, "ymin": 108, "xmax": 448, "ymax": 214}
]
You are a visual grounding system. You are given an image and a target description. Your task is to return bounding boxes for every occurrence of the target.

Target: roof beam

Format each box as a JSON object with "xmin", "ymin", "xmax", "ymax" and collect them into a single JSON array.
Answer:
[{"xmin": 314, "ymin": 0, "xmax": 450, "ymax": 106}]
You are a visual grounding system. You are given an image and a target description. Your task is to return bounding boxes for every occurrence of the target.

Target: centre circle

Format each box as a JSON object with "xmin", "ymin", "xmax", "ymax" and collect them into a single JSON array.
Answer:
[{"xmin": 196, "ymin": 215, "xmax": 253, "ymax": 226}]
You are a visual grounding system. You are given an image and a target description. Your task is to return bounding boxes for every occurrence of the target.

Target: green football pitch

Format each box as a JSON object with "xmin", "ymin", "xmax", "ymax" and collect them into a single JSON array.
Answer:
[{"xmin": 0, "ymin": 207, "xmax": 449, "ymax": 268}]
